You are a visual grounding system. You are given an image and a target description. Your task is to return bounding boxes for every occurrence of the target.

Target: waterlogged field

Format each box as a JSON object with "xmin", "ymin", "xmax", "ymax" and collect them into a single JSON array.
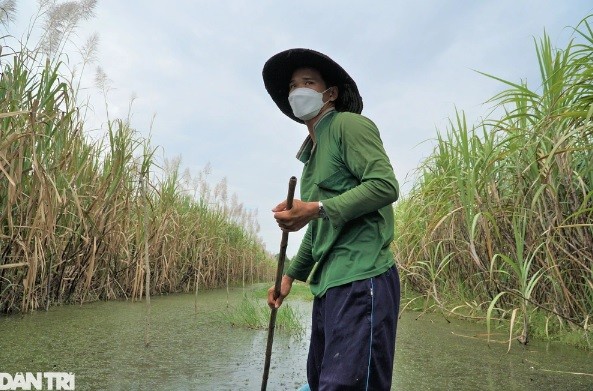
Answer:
[
  {"xmin": 0, "ymin": 287, "xmax": 591, "ymax": 390},
  {"xmin": 1, "ymin": 9, "xmax": 591, "ymax": 385}
]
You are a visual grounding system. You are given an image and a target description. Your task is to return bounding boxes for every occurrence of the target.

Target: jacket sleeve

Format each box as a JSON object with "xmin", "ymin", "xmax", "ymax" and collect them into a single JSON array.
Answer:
[
  {"xmin": 323, "ymin": 113, "xmax": 399, "ymax": 228},
  {"xmin": 285, "ymin": 224, "xmax": 315, "ymax": 281}
]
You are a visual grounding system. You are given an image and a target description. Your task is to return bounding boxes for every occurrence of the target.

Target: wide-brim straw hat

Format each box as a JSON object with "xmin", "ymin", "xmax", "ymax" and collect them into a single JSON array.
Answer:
[{"xmin": 262, "ymin": 48, "xmax": 363, "ymax": 123}]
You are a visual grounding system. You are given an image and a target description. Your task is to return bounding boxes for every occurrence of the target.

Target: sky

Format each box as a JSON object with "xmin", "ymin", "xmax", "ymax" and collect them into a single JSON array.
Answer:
[{"xmin": 8, "ymin": 1, "xmax": 593, "ymax": 257}]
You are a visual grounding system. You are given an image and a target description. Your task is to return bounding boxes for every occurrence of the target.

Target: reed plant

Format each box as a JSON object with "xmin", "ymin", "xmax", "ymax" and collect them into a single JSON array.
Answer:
[
  {"xmin": 224, "ymin": 293, "xmax": 304, "ymax": 334},
  {"xmin": 393, "ymin": 15, "xmax": 593, "ymax": 349},
  {"xmin": 0, "ymin": 1, "xmax": 275, "ymax": 314}
]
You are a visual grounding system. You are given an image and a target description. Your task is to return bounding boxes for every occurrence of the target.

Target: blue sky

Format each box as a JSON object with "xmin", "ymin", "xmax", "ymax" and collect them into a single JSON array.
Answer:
[{"xmin": 9, "ymin": 1, "xmax": 593, "ymax": 256}]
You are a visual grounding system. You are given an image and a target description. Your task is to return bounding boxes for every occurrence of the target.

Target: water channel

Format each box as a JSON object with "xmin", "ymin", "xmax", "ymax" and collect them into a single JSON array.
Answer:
[{"xmin": 0, "ymin": 286, "xmax": 591, "ymax": 390}]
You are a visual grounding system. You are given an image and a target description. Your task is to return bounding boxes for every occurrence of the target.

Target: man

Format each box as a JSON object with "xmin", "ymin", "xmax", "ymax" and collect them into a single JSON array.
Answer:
[{"xmin": 263, "ymin": 48, "xmax": 400, "ymax": 391}]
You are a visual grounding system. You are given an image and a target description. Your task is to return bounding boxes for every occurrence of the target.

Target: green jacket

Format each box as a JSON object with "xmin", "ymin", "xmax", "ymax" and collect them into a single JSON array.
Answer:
[{"xmin": 286, "ymin": 110, "xmax": 399, "ymax": 297}]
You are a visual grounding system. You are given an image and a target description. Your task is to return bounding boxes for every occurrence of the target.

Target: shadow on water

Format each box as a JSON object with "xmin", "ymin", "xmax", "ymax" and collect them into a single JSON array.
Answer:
[{"xmin": 0, "ymin": 287, "xmax": 591, "ymax": 390}]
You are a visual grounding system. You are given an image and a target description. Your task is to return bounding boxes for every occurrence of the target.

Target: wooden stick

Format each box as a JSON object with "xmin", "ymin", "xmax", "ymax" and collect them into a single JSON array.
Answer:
[{"xmin": 261, "ymin": 176, "xmax": 297, "ymax": 391}]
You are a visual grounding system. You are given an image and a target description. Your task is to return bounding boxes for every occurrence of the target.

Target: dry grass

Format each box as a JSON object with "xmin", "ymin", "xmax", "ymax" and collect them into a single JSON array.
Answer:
[{"xmin": 0, "ymin": 1, "xmax": 274, "ymax": 314}]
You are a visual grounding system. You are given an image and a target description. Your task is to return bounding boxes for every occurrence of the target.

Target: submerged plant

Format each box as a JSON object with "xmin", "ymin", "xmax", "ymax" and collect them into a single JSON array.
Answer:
[{"xmin": 224, "ymin": 294, "xmax": 304, "ymax": 335}]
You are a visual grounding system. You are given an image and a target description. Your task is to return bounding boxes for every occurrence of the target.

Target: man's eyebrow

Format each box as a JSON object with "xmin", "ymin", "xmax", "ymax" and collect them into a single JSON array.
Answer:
[{"xmin": 290, "ymin": 76, "xmax": 316, "ymax": 84}]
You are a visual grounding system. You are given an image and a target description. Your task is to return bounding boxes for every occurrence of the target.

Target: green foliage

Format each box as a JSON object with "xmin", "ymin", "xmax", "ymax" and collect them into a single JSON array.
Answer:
[
  {"xmin": 224, "ymin": 293, "xmax": 304, "ymax": 334},
  {"xmin": 394, "ymin": 15, "xmax": 593, "ymax": 349}
]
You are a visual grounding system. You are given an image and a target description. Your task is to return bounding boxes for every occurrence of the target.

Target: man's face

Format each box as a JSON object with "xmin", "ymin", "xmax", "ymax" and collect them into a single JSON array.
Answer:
[{"xmin": 289, "ymin": 67, "xmax": 327, "ymax": 94}]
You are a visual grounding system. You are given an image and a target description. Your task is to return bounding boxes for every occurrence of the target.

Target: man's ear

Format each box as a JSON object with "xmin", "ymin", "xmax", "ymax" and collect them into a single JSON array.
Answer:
[{"xmin": 328, "ymin": 86, "xmax": 339, "ymax": 102}]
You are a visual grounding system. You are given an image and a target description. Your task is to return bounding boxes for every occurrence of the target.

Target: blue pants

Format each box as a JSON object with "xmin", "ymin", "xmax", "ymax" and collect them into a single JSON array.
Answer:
[{"xmin": 306, "ymin": 266, "xmax": 400, "ymax": 391}]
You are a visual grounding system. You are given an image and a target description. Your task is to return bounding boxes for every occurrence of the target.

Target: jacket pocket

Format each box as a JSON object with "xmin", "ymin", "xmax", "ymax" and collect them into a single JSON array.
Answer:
[{"xmin": 316, "ymin": 167, "xmax": 359, "ymax": 198}]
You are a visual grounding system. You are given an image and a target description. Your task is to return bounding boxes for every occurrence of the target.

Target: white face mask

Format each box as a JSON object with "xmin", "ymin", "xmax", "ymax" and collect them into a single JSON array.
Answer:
[{"xmin": 288, "ymin": 87, "xmax": 331, "ymax": 121}]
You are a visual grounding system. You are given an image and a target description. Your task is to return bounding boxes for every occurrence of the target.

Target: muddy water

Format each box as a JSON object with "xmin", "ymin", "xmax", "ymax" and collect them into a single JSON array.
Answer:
[{"xmin": 0, "ymin": 287, "xmax": 591, "ymax": 390}]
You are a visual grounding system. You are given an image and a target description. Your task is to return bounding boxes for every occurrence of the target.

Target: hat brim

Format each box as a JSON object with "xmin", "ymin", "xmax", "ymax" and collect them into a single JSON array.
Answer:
[{"xmin": 262, "ymin": 48, "xmax": 363, "ymax": 123}]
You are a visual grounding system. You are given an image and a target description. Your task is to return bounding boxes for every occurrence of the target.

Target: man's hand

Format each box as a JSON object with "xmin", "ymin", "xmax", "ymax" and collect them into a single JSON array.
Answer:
[
  {"xmin": 267, "ymin": 275, "xmax": 294, "ymax": 309},
  {"xmin": 272, "ymin": 198, "xmax": 319, "ymax": 232}
]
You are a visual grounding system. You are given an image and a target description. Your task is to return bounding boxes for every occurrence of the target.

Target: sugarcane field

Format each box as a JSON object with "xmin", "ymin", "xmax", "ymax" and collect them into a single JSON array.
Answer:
[{"xmin": 1, "ymin": 1, "xmax": 592, "ymax": 390}]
